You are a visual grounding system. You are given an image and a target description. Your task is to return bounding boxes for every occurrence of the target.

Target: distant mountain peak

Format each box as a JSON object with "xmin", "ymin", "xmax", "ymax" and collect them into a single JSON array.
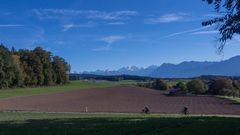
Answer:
[
  {"xmin": 227, "ymin": 55, "xmax": 240, "ymax": 61},
  {"xmin": 83, "ymin": 56, "xmax": 240, "ymax": 78}
]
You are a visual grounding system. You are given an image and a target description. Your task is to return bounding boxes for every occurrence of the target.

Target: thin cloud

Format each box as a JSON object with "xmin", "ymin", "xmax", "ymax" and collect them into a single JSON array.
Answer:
[
  {"xmin": 203, "ymin": 13, "xmax": 223, "ymax": 18},
  {"xmin": 146, "ymin": 13, "xmax": 189, "ymax": 24},
  {"xmin": 100, "ymin": 35, "xmax": 126, "ymax": 44},
  {"xmin": 107, "ymin": 22, "xmax": 126, "ymax": 25},
  {"xmin": 87, "ymin": 10, "xmax": 138, "ymax": 20},
  {"xmin": 93, "ymin": 35, "xmax": 126, "ymax": 51},
  {"xmin": 0, "ymin": 24, "xmax": 24, "ymax": 27},
  {"xmin": 92, "ymin": 44, "xmax": 112, "ymax": 51},
  {"xmin": 191, "ymin": 30, "xmax": 219, "ymax": 35},
  {"xmin": 161, "ymin": 26, "xmax": 212, "ymax": 38},
  {"xmin": 62, "ymin": 22, "xmax": 96, "ymax": 31},
  {"xmin": 33, "ymin": 9, "xmax": 138, "ymax": 21}
]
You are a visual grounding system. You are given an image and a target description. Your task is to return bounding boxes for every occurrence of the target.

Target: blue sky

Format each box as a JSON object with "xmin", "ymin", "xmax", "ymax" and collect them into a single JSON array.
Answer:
[{"xmin": 1, "ymin": 0, "xmax": 240, "ymax": 72}]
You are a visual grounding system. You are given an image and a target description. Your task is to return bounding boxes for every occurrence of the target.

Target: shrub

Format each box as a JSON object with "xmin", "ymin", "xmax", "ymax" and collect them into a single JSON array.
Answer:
[
  {"xmin": 209, "ymin": 78, "xmax": 233, "ymax": 95},
  {"xmin": 186, "ymin": 79, "xmax": 208, "ymax": 94},
  {"xmin": 153, "ymin": 79, "xmax": 169, "ymax": 90},
  {"xmin": 174, "ymin": 82, "xmax": 187, "ymax": 91},
  {"xmin": 233, "ymin": 80, "xmax": 240, "ymax": 89}
]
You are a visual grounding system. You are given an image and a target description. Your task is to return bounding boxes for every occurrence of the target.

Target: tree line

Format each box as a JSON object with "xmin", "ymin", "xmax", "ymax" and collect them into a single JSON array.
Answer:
[
  {"xmin": 72, "ymin": 74, "xmax": 154, "ymax": 81},
  {"xmin": 0, "ymin": 44, "xmax": 70, "ymax": 89},
  {"xmin": 138, "ymin": 77, "xmax": 240, "ymax": 97}
]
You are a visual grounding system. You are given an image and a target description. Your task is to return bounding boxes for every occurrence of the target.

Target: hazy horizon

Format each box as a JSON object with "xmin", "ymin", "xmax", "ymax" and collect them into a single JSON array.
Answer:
[{"xmin": 1, "ymin": 0, "xmax": 240, "ymax": 72}]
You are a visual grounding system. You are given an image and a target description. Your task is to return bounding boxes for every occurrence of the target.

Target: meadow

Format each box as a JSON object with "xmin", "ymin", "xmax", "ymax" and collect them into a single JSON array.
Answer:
[
  {"xmin": 0, "ymin": 112, "xmax": 239, "ymax": 135},
  {"xmin": 0, "ymin": 80, "xmax": 135, "ymax": 99}
]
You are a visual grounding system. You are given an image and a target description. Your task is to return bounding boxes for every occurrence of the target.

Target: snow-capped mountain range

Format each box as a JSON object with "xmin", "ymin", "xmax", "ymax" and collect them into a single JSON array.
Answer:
[{"xmin": 83, "ymin": 56, "xmax": 240, "ymax": 78}]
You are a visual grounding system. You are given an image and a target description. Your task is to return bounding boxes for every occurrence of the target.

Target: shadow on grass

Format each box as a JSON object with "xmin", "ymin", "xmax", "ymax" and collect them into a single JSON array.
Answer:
[{"xmin": 0, "ymin": 117, "xmax": 240, "ymax": 135}]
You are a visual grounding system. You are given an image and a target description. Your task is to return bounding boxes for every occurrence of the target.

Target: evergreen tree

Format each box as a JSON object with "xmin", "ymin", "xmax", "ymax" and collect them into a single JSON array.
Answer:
[
  {"xmin": 52, "ymin": 56, "xmax": 70, "ymax": 84},
  {"xmin": 12, "ymin": 54, "xmax": 24, "ymax": 87},
  {"xmin": 18, "ymin": 49, "xmax": 39, "ymax": 86},
  {"xmin": 0, "ymin": 44, "xmax": 16, "ymax": 88},
  {"xmin": 33, "ymin": 47, "xmax": 55, "ymax": 85}
]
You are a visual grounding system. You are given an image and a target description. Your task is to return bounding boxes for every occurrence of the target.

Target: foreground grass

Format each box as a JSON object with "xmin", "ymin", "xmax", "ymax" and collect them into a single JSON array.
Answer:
[
  {"xmin": 0, "ymin": 80, "xmax": 134, "ymax": 99},
  {"xmin": 0, "ymin": 112, "xmax": 239, "ymax": 135}
]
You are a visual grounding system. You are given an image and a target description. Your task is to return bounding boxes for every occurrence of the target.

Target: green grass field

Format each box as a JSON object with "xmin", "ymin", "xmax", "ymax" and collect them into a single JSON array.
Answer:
[
  {"xmin": 218, "ymin": 96, "xmax": 240, "ymax": 103},
  {"xmin": 0, "ymin": 80, "xmax": 136, "ymax": 99},
  {"xmin": 0, "ymin": 112, "xmax": 239, "ymax": 135}
]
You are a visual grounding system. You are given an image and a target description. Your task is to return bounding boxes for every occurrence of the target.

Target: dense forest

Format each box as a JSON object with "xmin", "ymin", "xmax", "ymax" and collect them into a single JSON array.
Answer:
[{"xmin": 0, "ymin": 44, "xmax": 70, "ymax": 89}]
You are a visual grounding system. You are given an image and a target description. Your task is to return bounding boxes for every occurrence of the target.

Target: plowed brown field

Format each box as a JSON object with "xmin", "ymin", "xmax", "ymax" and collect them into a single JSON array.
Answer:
[{"xmin": 0, "ymin": 86, "xmax": 239, "ymax": 115}]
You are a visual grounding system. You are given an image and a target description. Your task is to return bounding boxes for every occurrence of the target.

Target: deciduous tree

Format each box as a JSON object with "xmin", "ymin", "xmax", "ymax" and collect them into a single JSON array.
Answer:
[{"xmin": 202, "ymin": 0, "xmax": 240, "ymax": 52}]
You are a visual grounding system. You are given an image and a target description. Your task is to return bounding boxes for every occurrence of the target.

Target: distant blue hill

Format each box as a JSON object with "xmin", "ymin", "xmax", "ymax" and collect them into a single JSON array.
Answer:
[{"xmin": 83, "ymin": 56, "xmax": 240, "ymax": 78}]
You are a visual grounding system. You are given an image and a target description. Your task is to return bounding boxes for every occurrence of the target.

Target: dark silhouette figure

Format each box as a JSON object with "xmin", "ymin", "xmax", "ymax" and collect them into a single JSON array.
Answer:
[
  {"xmin": 182, "ymin": 107, "xmax": 189, "ymax": 115},
  {"xmin": 142, "ymin": 106, "xmax": 150, "ymax": 114}
]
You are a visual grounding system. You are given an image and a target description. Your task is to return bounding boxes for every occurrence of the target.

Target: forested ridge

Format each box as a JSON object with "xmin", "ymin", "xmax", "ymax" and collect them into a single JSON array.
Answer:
[{"xmin": 0, "ymin": 44, "xmax": 70, "ymax": 89}]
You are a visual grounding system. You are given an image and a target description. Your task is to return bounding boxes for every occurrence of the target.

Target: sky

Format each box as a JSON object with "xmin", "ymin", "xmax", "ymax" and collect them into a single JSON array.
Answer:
[{"xmin": 0, "ymin": 0, "xmax": 240, "ymax": 72}]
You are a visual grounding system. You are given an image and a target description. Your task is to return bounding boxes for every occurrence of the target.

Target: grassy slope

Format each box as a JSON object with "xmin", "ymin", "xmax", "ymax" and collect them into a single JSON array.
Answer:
[
  {"xmin": 0, "ymin": 112, "xmax": 239, "ymax": 135},
  {"xmin": 218, "ymin": 96, "xmax": 240, "ymax": 103},
  {"xmin": 0, "ymin": 80, "xmax": 135, "ymax": 99}
]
